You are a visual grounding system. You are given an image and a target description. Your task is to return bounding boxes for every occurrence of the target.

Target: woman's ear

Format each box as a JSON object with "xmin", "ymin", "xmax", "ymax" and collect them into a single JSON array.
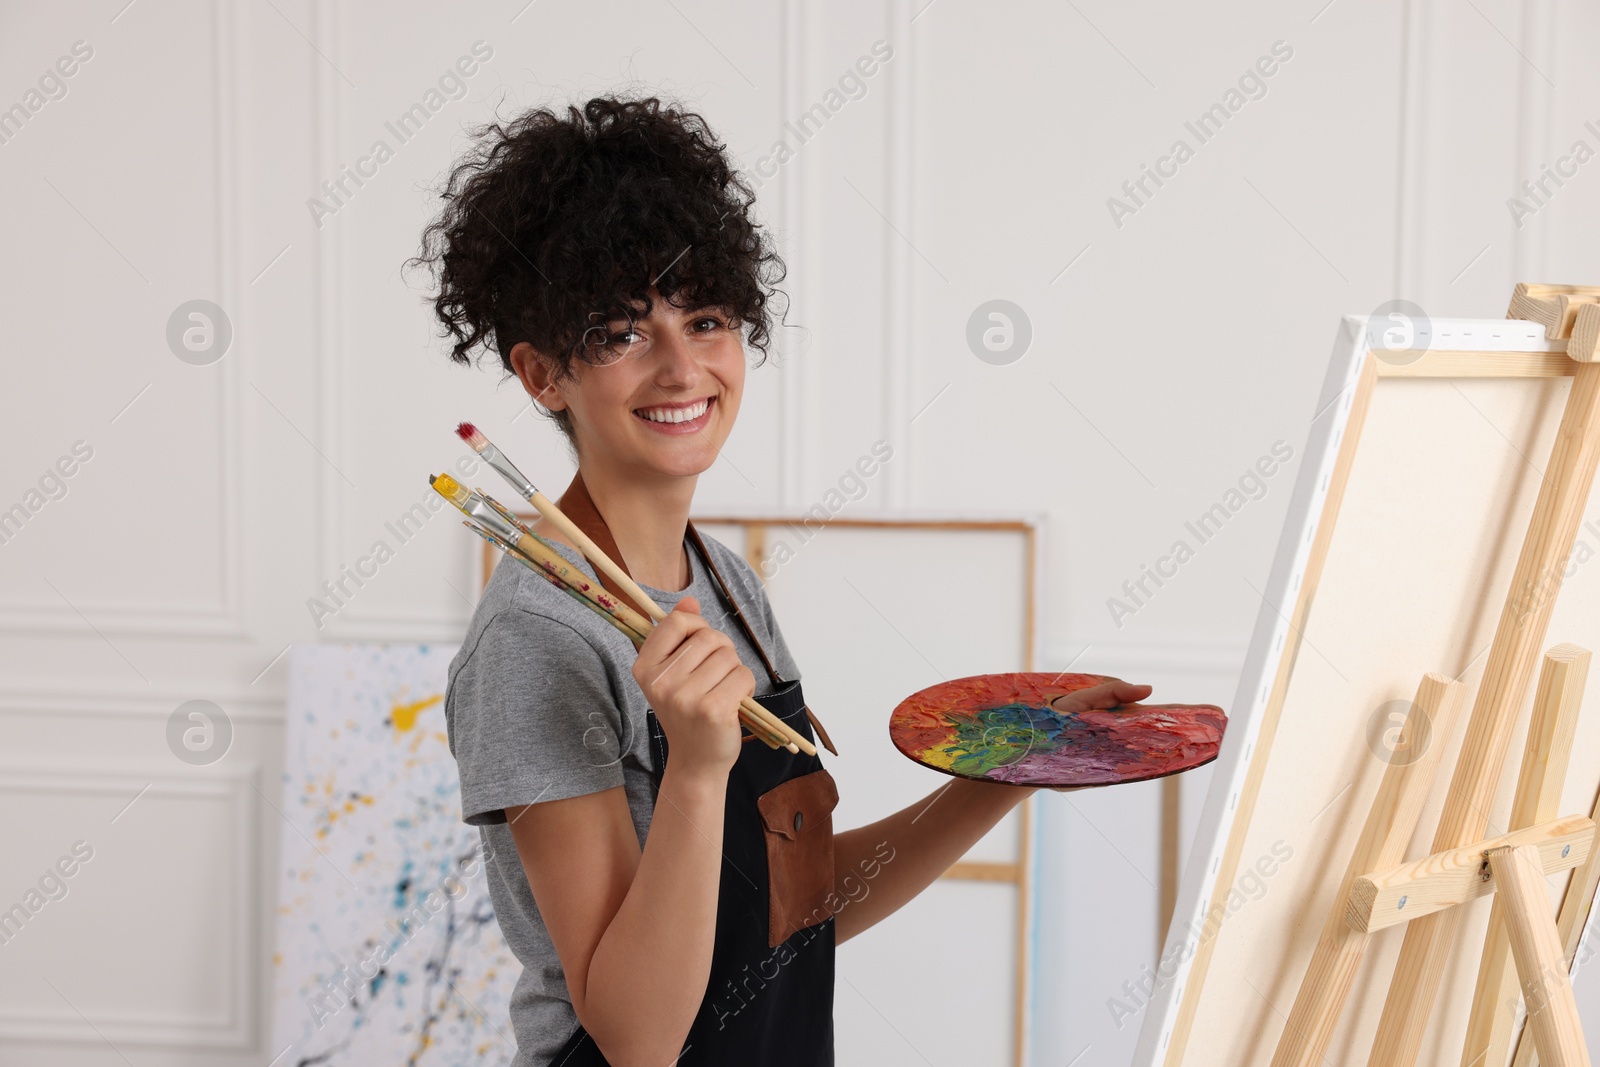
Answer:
[{"xmin": 508, "ymin": 342, "xmax": 567, "ymax": 412}]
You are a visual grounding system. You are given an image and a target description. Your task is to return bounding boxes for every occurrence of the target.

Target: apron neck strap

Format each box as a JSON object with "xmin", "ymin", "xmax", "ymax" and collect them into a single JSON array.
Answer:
[{"xmin": 554, "ymin": 470, "xmax": 786, "ymax": 686}]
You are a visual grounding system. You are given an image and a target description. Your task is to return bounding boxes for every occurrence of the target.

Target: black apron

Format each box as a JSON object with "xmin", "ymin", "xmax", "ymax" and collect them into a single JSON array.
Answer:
[{"xmin": 547, "ymin": 473, "xmax": 840, "ymax": 1067}]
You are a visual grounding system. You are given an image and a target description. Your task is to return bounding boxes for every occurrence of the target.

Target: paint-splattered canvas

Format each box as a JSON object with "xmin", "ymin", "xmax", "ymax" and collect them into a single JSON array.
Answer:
[
  {"xmin": 272, "ymin": 644, "xmax": 518, "ymax": 1066},
  {"xmin": 890, "ymin": 672, "xmax": 1227, "ymax": 787}
]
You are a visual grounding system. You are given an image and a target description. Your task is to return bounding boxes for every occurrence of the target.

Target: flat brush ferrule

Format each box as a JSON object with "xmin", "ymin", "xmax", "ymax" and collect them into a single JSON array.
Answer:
[
  {"xmin": 480, "ymin": 491, "xmax": 572, "ymax": 560},
  {"xmin": 476, "ymin": 443, "xmax": 538, "ymax": 502},
  {"xmin": 461, "ymin": 494, "xmax": 523, "ymax": 545},
  {"xmin": 461, "ymin": 519, "xmax": 514, "ymax": 553}
]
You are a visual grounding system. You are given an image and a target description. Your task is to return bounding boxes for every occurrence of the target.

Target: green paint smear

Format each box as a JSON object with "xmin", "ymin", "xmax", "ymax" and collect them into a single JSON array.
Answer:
[{"xmin": 939, "ymin": 703, "xmax": 1065, "ymax": 776}]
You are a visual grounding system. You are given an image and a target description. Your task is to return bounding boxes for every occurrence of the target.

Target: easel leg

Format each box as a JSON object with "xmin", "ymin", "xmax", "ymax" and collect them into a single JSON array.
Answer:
[
  {"xmin": 1513, "ymin": 785, "xmax": 1600, "ymax": 1067},
  {"xmin": 1490, "ymin": 845, "xmax": 1592, "ymax": 1067},
  {"xmin": 1463, "ymin": 646, "xmax": 1591, "ymax": 1067}
]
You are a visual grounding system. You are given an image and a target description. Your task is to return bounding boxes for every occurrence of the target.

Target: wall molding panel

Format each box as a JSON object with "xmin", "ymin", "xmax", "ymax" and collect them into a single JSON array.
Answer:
[
  {"xmin": 0, "ymin": 763, "xmax": 258, "ymax": 1049},
  {"xmin": 0, "ymin": 0, "xmax": 247, "ymax": 642}
]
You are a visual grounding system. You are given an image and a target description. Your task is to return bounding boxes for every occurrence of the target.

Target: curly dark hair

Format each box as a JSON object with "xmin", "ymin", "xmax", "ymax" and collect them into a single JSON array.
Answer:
[{"xmin": 411, "ymin": 94, "xmax": 787, "ymax": 441}]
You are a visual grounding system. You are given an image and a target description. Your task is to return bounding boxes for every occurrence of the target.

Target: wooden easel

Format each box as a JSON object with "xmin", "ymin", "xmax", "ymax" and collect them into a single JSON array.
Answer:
[{"xmin": 1268, "ymin": 285, "xmax": 1600, "ymax": 1067}]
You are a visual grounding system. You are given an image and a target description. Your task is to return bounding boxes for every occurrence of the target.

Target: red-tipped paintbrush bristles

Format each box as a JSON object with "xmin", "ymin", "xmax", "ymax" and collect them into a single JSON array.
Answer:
[{"xmin": 456, "ymin": 420, "xmax": 540, "ymax": 500}]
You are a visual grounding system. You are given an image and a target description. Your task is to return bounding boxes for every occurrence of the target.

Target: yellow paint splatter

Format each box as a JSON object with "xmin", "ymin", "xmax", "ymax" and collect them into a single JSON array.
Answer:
[{"xmin": 390, "ymin": 694, "xmax": 443, "ymax": 732}]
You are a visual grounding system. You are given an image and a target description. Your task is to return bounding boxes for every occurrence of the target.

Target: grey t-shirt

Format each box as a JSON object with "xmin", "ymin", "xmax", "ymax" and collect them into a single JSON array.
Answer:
[{"xmin": 443, "ymin": 531, "xmax": 801, "ymax": 1066}]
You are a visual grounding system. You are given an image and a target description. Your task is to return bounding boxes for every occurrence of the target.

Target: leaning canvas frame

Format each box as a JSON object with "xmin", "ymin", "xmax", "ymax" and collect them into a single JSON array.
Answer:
[{"xmin": 1134, "ymin": 314, "xmax": 1594, "ymax": 1065}]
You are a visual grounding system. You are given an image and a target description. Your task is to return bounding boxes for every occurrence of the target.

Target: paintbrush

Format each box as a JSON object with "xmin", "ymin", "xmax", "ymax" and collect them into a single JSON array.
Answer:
[
  {"xmin": 442, "ymin": 478, "xmax": 795, "ymax": 753},
  {"xmin": 462, "ymin": 515, "xmax": 782, "ymax": 752},
  {"xmin": 469, "ymin": 496, "xmax": 659, "ymax": 647},
  {"xmin": 477, "ymin": 513, "xmax": 787, "ymax": 753},
  {"xmin": 459, "ymin": 521, "xmax": 653, "ymax": 646},
  {"xmin": 456, "ymin": 421, "xmax": 667, "ymax": 625},
  {"xmin": 432, "ymin": 474, "xmax": 810, "ymax": 755},
  {"xmin": 451, "ymin": 424, "xmax": 820, "ymax": 756},
  {"xmin": 471, "ymin": 480, "xmax": 816, "ymax": 758},
  {"xmin": 441, "ymin": 476, "xmax": 664, "ymax": 639}
]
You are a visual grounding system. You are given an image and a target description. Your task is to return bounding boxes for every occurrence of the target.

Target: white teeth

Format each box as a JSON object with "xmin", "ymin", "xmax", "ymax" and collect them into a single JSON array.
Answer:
[{"xmin": 637, "ymin": 398, "xmax": 709, "ymax": 424}]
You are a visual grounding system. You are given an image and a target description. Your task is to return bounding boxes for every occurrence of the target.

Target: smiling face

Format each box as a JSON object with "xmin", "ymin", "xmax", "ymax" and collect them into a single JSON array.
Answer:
[{"xmin": 510, "ymin": 290, "xmax": 746, "ymax": 481}]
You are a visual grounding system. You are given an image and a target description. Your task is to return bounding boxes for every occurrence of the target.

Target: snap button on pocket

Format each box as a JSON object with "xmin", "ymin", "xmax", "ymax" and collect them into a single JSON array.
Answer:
[{"xmin": 793, "ymin": 811, "xmax": 804, "ymax": 832}]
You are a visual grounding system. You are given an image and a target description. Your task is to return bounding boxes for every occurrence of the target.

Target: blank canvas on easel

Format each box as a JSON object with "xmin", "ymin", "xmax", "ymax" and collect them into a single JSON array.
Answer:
[{"xmin": 1136, "ymin": 316, "xmax": 1600, "ymax": 1066}]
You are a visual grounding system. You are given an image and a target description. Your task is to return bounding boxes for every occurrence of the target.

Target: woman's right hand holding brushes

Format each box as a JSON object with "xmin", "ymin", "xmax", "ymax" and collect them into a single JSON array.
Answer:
[{"xmin": 631, "ymin": 595, "xmax": 756, "ymax": 776}]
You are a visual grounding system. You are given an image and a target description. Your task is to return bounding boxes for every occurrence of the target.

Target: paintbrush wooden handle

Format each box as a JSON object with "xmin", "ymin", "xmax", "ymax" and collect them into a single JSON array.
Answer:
[
  {"xmin": 512, "ymin": 531, "xmax": 657, "ymax": 634},
  {"xmin": 531, "ymin": 491, "xmax": 669, "ymax": 623},
  {"xmin": 508, "ymin": 532, "xmax": 804, "ymax": 752},
  {"xmin": 436, "ymin": 471, "xmax": 802, "ymax": 752},
  {"xmin": 518, "ymin": 504, "xmax": 818, "ymax": 758},
  {"xmin": 739, "ymin": 696, "xmax": 815, "ymax": 757}
]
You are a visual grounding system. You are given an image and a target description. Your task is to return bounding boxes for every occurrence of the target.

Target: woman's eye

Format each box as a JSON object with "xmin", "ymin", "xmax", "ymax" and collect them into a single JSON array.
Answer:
[
  {"xmin": 609, "ymin": 328, "xmax": 643, "ymax": 345},
  {"xmin": 693, "ymin": 316, "xmax": 726, "ymax": 332}
]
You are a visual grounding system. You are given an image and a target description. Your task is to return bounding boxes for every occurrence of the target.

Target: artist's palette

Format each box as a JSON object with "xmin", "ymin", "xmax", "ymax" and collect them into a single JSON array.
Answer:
[{"xmin": 889, "ymin": 672, "xmax": 1227, "ymax": 787}]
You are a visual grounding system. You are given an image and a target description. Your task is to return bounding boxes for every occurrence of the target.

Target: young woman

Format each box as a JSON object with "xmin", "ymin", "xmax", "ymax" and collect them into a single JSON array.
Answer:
[{"xmin": 425, "ymin": 95, "xmax": 1150, "ymax": 1067}]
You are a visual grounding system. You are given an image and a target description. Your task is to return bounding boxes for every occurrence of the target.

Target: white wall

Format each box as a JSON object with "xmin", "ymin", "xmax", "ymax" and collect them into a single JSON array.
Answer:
[{"xmin": 1, "ymin": 0, "xmax": 1597, "ymax": 1064}]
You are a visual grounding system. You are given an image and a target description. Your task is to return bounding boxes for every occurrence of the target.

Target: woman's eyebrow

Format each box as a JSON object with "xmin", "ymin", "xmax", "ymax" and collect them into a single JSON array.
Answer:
[
  {"xmin": 593, "ymin": 308, "xmax": 647, "ymax": 327},
  {"xmin": 598, "ymin": 298, "xmax": 730, "ymax": 324}
]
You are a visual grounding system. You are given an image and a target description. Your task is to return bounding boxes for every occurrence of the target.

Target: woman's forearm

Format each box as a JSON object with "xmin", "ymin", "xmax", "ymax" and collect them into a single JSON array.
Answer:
[
  {"xmin": 832, "ymin": 779, "xmax": 1034, "ymax": 943},
  {"xmin": 582, "ymin": 765, "xmax": 727, "ymax": 1066}
]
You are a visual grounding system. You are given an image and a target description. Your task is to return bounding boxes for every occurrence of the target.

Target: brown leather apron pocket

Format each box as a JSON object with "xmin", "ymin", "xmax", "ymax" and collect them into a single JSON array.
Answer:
[{"xmin": 756, "ymin": 768, "xmax": 838, "ymax": 948}]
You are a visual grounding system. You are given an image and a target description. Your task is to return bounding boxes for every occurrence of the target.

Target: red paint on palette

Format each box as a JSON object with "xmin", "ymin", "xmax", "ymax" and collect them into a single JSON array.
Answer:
[{"xmin": 889, "ymin": 672, "xmax": 1227, "ymax": 787}]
